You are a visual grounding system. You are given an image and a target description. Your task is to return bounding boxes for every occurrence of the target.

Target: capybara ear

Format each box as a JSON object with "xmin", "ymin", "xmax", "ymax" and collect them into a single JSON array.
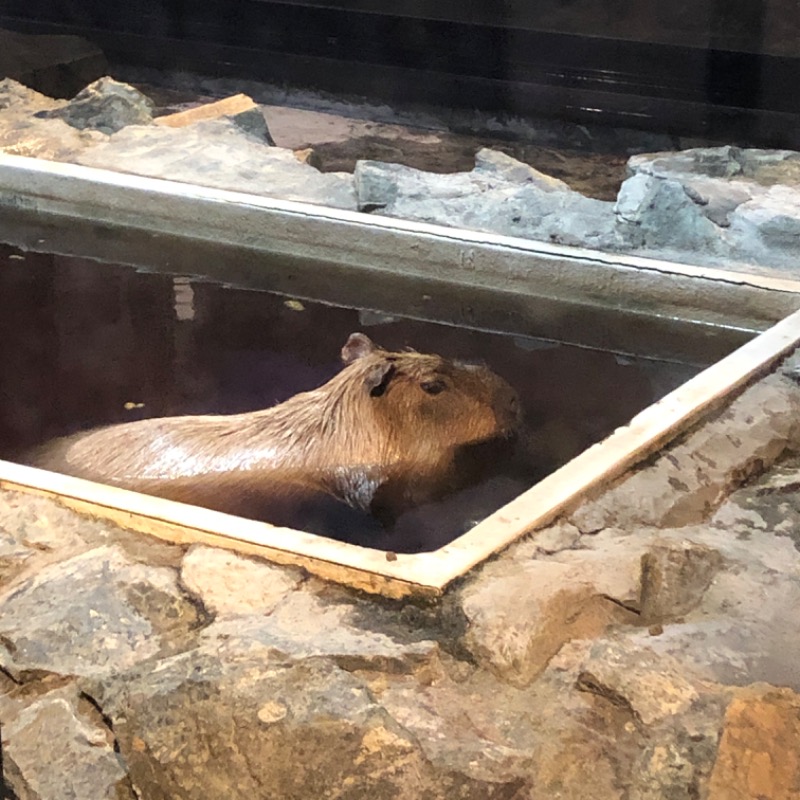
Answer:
[
  {"xmin": 363, "ymin": 362, "xmax": 395, "ymax": 397},
  {"xmin": 341, "ymin": 333, "xmax": 378, "ymax": 364}
]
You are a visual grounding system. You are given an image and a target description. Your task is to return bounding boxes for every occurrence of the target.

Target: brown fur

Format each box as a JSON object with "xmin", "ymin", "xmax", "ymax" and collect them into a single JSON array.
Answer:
[{"xmin": 28, "ymin": 333, "xmax": 521, "ymax": 524}]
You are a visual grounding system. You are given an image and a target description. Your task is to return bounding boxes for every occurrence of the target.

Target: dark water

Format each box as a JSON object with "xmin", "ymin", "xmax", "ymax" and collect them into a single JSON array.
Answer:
[{"xmin": 0, "ymin": 243, "xmax": 716, "ymax": 551}]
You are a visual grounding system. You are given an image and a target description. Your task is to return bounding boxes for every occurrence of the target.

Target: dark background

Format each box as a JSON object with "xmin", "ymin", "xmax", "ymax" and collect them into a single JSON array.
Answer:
[{"xmin": 2, "ymin": 0, "xmax": 800, "ymax": 146}]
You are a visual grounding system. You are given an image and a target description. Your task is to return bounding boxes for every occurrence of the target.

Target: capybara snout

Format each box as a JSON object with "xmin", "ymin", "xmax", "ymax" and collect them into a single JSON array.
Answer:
[{"xmin": 28, "ymin": 332, "xmax": 522, "ymax": 526}]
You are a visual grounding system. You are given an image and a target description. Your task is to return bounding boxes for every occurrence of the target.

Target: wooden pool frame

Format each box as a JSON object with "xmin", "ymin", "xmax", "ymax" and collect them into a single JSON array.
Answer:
[{"xmin": 2, "ymin": 154, "xmax": 800, "ymax": 598}]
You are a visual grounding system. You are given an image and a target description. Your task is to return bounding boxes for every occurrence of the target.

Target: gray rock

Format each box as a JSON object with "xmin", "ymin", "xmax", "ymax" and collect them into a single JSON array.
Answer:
[
  {"xmin": 712, "ymin": 452, "xmax": 800, "ymax": 553},
  {"xmin": 355, "ymin": 152, "xmax": 617, "ymax": 249},
  {"xmin": 623, "ymin": 146, "xmax": 800, "ymax": 273},
  {"xmin": 77, "ymin": 118, "xmax": 357, "ymax": 209},
  {"xmin": 614, "ymin": 173, "xmax": 723, "ymax": 251},
  {"xmin": 627, "ymin": 146, "xmax": 744, "ymax": 180},
  {"xmin": 630, "ymin": 145, "xmax": 800, "ymax": 188},
  {"xmin": 472, "ymin": 147, "xmax": 570, "ymax": 191},
  {"xmin": 0, "ymin": 544, "xmax": 203, "ymax": 680},
  {"xmin": 38, "ymin": 76, "xmax": 154, "ymax": 134},
  {"xmin": 639, "ymin": 539, "xmax": 723, "ymax": 622},
  {"xmin": 0, "ymin": 681, "xmax": 134, "ymax": 799},
  {"xmin": 0, "ymin": 78, "xmax": 106, "ymax": 160},
  {"xmin": 677, "ymin": 176, "xmax": 757, "ymax": 227},
  {"xmin": 729, "ymin": 185, "xmax": 800, "ymax": 252},
  {"xmin": 228, "ymin": 105, "xmax": 276, "ymax": 145}
]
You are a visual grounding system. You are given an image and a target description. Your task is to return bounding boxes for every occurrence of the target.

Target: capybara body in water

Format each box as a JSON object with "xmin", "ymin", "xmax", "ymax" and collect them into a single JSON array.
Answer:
[{"xmin": 28, "ymin": 333, "xmax": 521, "ymax": 528}]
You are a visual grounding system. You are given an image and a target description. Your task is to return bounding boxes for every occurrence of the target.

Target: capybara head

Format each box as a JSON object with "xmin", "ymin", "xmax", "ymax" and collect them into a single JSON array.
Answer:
[{"xmin": 337, "ymin": 332, "xmax": 521, "ymax": 465}]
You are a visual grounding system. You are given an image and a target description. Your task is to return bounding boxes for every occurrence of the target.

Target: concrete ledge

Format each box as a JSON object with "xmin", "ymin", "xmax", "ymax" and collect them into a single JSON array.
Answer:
[{"xmin": 1, "ymin": 153, "xmax": 799, "ymax": 342}]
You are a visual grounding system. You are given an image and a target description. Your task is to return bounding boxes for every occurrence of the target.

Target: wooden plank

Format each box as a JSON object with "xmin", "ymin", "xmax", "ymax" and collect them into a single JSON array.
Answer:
[
  {"xmin": 0, "ymin": 464, "xmax": 436, "ymax": 600},
  {"xmin": 154, "ymin": 94, "xmax": 258, "ymax": 127}
]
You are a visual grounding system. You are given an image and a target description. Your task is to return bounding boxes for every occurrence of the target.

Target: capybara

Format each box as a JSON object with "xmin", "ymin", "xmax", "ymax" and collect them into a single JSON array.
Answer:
[{"xmin": 27, "ymin": 332, "xmax": 521, "ymax": 528}]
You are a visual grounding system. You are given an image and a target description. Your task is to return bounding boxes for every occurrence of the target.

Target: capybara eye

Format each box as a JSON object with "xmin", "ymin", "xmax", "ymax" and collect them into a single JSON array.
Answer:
[{"xmin": 420, "ymin": 379, "xmax": 446, "ymax": 395}]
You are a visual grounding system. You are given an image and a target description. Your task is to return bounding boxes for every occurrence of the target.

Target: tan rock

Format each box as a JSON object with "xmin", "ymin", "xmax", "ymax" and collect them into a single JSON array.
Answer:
[
  {"xmin": 180, "ymin": 544, "xmax": 303, "ymax": 616},
  {"xmin": 460, "ymin": 560, "xmax": 636, "ymax": 687},
  {"xmin": 708, "ymin": 685, "xmax": 800, "ymax": 800},
  {"xmin": 576, "ymin": 640, "xmax": 702, "ymax": 726},
  {"xmin": 293, "ymin": 146, "xmax": 321, "ymax": 168}
]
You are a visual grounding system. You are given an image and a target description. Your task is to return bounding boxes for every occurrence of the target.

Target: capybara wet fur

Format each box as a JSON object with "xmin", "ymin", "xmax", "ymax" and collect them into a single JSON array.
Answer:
[{"xmin": 28, "ymin": 333, "xmax": 522, "ymax": 535}]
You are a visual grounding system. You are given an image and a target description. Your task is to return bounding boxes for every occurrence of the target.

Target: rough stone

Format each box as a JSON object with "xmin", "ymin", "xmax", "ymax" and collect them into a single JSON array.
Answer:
[
  {"xmin": 37, "ymin": 76, "xmax": 154, "ymax": 134},
  {"xmin": 639, "ymin": 539, "xmax": 723, "ymax": 622},
  {"xmin": 196, "ymin": 590, "xmax": 438, "ymax": 671},
  {"xmin": 617, "ymin": 532, "xmax": 800, "ymax": 691},
  {"xmin": 155, "ymin": 93, "xmax": 276, "ymax": 144},
  {"xmin": 0, "ymin": 78, "xmax": 106, "ymax": 159},
  {"xmin": 0, "ymin": 544, "xmax": 203, "ymax": 680},
  {"xmin": 713, "ymin": 453, "xmax": 800, "ymax": 553},
  {"xmin": 708, "ymin": 685, "xmax": 800, "ymax": 800},
  {"xmin": 354, "ymin": 150, "xmax": 617, "ymax": 249},
  {"xmin": 0, "ymin": 489, "xmax": 154, "ymax": 589},
  {"xmin": 459, "ymin": 557, "xmax": 638, "ymax": 687},
  {"xmin": 622, "ymin": 145, "xmax": 800, "ymax": 272},
  {"xmin": 472, "ymin": 146, "xmax": 571, "ymax": 191},
  {"xmin": 570, "ymin": 373, "xmax": 800, "ymax": 533},
  {"xmin": 180, "ymin": 544, "xmax": 303, "ymax": 616},
  {"xmin": 0, "ymin": 679, "xmax": 133, "ymax": 799},
  {"xmin": 88, "ymin": 617, "xmax": 516, "ymax": 800},
  {"xmin": 228, "ymin": 105, "xmax": 276, "ymax": 144},
  {"xmin": 729, "ymin": 184, "xmax": 800, "ymax": 251},
  {"xmin": 576, "ymin": 639, "xmax": 703, "ymax": 727},
  {"xmin": 527, "ymin": 518, "xmax": 582, "ymax": 554},
  {"xmin": 675, "ymin": 175, "xmax": 757, "ymax": 227},
  {"xmin": 627, "ymin": 145, "xmax": 745, "ymax": 181},
  {"xmin": 77, "ymin": 118, "xmax": 356, "ymax": 209},
  {"xmin": 628, "ymin": 146, "xmax": 800, "ymax": 188},
  {"xmin": 614, "ymin": 172, "xmax": 723, "ymax": 250}
]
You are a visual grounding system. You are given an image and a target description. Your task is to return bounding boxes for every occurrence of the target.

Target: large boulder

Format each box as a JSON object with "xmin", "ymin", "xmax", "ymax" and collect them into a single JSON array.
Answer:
[
  {"xmin": 355, "ymin": 148, "xmax": 617, "ymax": 249},
  {"xmin": 622, "ymin": 145, "xmax": 800, "ymax": 272},
  {"xmin": 37, "ymin": 76, "xmax": 155, "ymax": 134},
  {"xmin": 77, "ymin": 117, "xmax": 357, "ymax": 209}
]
